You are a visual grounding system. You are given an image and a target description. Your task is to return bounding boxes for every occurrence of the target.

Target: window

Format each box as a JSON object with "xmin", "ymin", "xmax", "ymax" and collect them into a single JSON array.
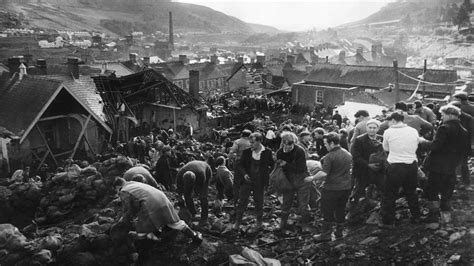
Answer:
[
  {"xmin": 199, "ymin": 81, "xmax": 204, "ymax": 89},
  {"xmin": 185, "ymin": 79, "xmax": 189, "ymax": 89},
  {"xmin": 315, "ymin": 90, "xmax": 323, "ymax": 104}
]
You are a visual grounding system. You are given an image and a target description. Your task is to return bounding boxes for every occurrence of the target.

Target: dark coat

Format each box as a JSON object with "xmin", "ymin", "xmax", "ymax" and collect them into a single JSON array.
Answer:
[
  {"xmin": 425, "ymin": 119, "xmax": 470, "ymax": 174},
  {"xmin": 350, "ymin": 133, "xmax": 383, "ymax": 178},
  {"xmin": 240, "ymin": 147, "xmax": 274, "ymax": 187}
]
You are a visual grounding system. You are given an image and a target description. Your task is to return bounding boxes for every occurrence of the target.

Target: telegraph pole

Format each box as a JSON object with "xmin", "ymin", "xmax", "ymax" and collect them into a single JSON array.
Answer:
[
  {"xmin": 422, "ymin": 59, "xmax": 427, "ymax": 101},
  {"xmin": 393, "ymin": 60, "xmax": 400, "ymax": 103}
]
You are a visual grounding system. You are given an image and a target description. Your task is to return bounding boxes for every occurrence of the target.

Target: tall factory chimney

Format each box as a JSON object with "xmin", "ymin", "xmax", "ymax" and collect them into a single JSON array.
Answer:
[{"xmin": 169, "ymin": 11, "xmax": 174, "ymax": 51}]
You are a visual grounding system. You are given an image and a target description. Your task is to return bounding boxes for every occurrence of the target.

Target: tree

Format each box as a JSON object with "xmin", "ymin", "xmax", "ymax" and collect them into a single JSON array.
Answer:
[{"xmin": 454, "ymin": 5, "xmax": 471, "ymax": 30}]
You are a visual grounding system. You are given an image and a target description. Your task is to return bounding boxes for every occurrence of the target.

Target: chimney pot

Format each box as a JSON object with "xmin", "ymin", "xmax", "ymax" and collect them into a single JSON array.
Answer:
[
  {"xmin": 36, "ymin": 59, "xmax": 47, "ymax": 75},
  {"xmin": 210, "ymin": 54, "xmax": 218, "ymax": 64},
  {"xmin": 179, "ymin": 55, "xmax": 188, "ymax": 64},
  {"xmin": 189, "ymin": 70, "xmax": 200, "ymax": 99},
  {"xmin": 67, "ymin": 57, "xmax": 80, "ymax": 79},
  {"xmin": 19, "ymin": 63, "xmax": 27, "ymax": 80},
  {"xmin": 129, "ymin": 53, "xmax": 138, "ymax": 63}
]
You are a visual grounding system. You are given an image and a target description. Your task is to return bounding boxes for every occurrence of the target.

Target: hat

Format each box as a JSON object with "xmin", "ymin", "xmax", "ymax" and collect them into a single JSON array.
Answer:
[
  {"xmin": 366, "ymin": 119, "xmax": 381, "ymax": 127},
  {"xmin": 281, "ymin": 125, "xmax": 292, "ymax": 132},
  {"xmin": 241, "ymin": 129, "xmax": 252, "ymax": 137},
  {"xmin": 453, "ymin": 92, "xmax": 468, "ymax": 101}
]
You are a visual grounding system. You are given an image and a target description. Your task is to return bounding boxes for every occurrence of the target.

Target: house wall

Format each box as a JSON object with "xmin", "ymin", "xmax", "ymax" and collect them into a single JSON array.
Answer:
[
  {"xmin": 140, "ymin": 105, "xmax": 208, "ymax": 137},
  {"xmin": 292, "ymin": 85, "xmax": 345, "ymax": 107}
]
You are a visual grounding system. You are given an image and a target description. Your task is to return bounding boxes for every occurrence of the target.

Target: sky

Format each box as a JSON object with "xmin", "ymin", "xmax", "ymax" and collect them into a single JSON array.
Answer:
[{"xmin": 174, "ymin": 0, "xmax": 395, "ymax": 31}]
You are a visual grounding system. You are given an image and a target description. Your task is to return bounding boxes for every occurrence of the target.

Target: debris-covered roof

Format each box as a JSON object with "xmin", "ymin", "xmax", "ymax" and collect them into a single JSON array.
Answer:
[{"xmin": 305, "ymin": 63, "xmax": 457, "ymax": 94}]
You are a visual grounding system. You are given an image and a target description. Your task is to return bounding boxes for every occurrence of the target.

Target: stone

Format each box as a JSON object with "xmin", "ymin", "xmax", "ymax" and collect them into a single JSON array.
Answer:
[
  {"xmin": 425, "ymin": 223, "xmax": 440, "ymax": 230},
  {"xmin": 360, "ymin": 236, "xmax": 379, "ymax": 245},
  {"xmin": 449, "ymin": 231, "xmax": 466, "ymax": 244},
  {"xmin": 435, "ymin": 230, "xmax": 449, "ymax": 237},
  {"xmin": 229, "ymin": 254, "xmax": 257, "ymax": 266},
  {"xmin": 447, "ymin": 254, "xmax": 461, "ymax": 263}
]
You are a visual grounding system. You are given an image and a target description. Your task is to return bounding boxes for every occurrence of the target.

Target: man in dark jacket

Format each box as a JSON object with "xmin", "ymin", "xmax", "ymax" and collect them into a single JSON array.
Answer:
[
  {"xmin": 176, "ymin": 160, "xmax": 212, "ymax": 226},
  {"xmin": 451, "ymin": 101, "xmax": 474, "ymax": 188},
  {"xmin": 277, "ymin": 131, "xmax": 310, "ymax": 230},
  {"xmin": 234, "ymin": 132, "xmax": 274, "ymax": 230},
  {"xmin": 349, "ymin": 119, "xmax": 384, "ymax": 204},
  {"xmin": 424, "ymin": 105, "xmax": 470, "ymax": 222}
]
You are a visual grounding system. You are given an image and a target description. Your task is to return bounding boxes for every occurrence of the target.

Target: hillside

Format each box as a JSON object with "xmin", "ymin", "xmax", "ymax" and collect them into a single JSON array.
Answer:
[
  {"xmin": 340, "ymin": 0, "xmax": 465, "ymax": 27},
  {"xmin": 0, "ymin": 0, "xmax": 280, "ymax": 35}
]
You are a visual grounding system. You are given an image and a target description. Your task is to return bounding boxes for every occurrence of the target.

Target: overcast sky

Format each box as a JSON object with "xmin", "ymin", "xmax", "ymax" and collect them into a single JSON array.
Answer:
[{"xmin": 174, "ymin": 0, "xmax": 395, "ymax": 31}]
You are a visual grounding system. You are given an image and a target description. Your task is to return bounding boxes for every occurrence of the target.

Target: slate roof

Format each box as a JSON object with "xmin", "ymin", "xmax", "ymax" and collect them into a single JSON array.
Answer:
[
  {"xmin": 0, "ymin": 76, "xmax": 61, "ymax": 137},
  {"xmin": 0, "ymin": 63, "xmax": 8, "ymax": 74},
  {"xmin": 0, "ymin": 74, "xmax": 111, "ymax": 141},
  {"xmin": 283, "ymin": 69, "xmax": 308, "ymax": 85},
  {"xmin": 305, "ymin": 63, "xmax": 457, "ymax": 94}
]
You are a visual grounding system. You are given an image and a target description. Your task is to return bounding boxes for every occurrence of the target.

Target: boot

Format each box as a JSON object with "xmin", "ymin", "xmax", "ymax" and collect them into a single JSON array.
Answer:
[
  {"xmin": 334, "ymin": 223, "xmax": 344, "ymax": 239},
  {"xmin": 279, "ymin": 212, "xmax": 289, "ymax": 230},
  {"xmin": 422, "ymin": 201, "xmax": 440, "ymax": 223},
  {"xmin": 182, "ymin": 226, "xmax": 203, "ymax": 244},
  {"xmin": 313, "ymin": 222, "xmax": 332, "ymax": 242}
]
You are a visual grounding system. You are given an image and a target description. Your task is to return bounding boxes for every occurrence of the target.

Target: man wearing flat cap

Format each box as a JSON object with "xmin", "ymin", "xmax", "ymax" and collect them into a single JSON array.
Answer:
[
  {"xmin": 453, "ymin": 92, "xmax": 474, "ymax": 117},
  {"xmin": 349, "ymin": 119, "xmax": 384, "ymax": 205}
]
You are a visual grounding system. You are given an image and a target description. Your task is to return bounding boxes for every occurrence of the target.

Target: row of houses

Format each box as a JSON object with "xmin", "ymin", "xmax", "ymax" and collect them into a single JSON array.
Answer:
[{"xmin": 0, "ymin": 53, "xmax": 460, "ymax": 174}]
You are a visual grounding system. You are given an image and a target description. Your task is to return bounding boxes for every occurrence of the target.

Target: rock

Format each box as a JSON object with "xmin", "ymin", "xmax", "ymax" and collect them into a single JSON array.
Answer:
[
  {"xmin": 360, "ymin": 236, "xmax": 379, "ymax": 245},
  {"xmin": 449, "ymin": 231, "xmax": 466, "ymax": 244},
  {"xmin": 241, "ymin": 247, "xmax": 266, "ymax": 265},
  {"xmin": 447, "ymin": 254, "xmax": 461, "ymax": 263},
  {"xmin": 366, "ymin": 212, "xmax": 382, "ymax": 225},
  {"xmin": 211, "ymin": 219, "xmax": 225, "ymax": 232},
  {"xmin": 229, "ymin": 254, "xmax": 257, "ymax": 266},
  {"xmin": 59, "ymin": 194, "xmax": 75, "ymax": 204},
  {"xmin": 0, "ymin": 224, "xmax": 31, "ymax": 251},
  {"xmin": 435, "ymin": 230, "xmax": 449, "ymax": 237},
  {"xmin": 32, "ymin": 249, "xmax": 53, "ymax": 264},
  {"xmin": 335, "ymin": 243, "xmax": 347, "ymax": 250},
  {"xmin": 419, "ymin": 237, "xmax": 428, "ymax": 245},
  {"xmin": 425, "ymin": 223, "xmax": 440, "ymax": 230},
  {"xmin": 39, "ymin": 234, "xmax": 62, "ymax": 251}
]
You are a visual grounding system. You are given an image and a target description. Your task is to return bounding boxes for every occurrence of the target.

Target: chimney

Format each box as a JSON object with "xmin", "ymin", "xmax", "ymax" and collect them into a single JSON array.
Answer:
[
  {"xmin": 36, "ymin": 59, "xmax": 47, "ymax": 75},
  {"xmin": 23, "ymin": 54, "xmax": 33, "ymax": 65},
  {"xmin": 237, "ymin": 57, "xmax": 244, "ymax": 64},
  {"xmin": 311, "ymin": 54, "xmax": 319, "ymax": 65},
  {"xmin": 7, "ymin": 56, "xmax": 23, "ymax": 77},
  {"xmin": 305, "ymin": 65, "xmax": 312, "ymax": 73},
  {"xmin": 339, "ymin": 51, "xmax": 346, "ymax": 62},
  {"xmin": 189, "ymin": 70, "xmax": 200, "ymax": 99},
  {"xmin": 250, "ymin": 58, "xmax": 255, "ymax": 64},
  {"xmin": 67, "ymin": 57, "xmax": 80, "ymax": 79},
  {"xmin": 356, "ymin": 47, "xmax": 363, "ymax": 55},
  {"xmin": 286, "ymin": 55, "xmax": 295, "ymax": 65},
  {"xmin": 279, "ymin": 52, "xmax": 286, "ymax": 60},
  {"xmin": 256, "ymin": 55, "xmax": 266, "ymax": 65},
  {"xmin": 129, "ymin": 53, "xmax": 138, "ymax": 63},
  {"xmin": 325, "ymin": 56, "xmax": 329, "ymax": 63},
  {"xmin": 18, "ymin": 63, "xmax": 27, "ymax": 80},
  {"xmin": 210, "ymin": 54, "xmax": 218, "ymax": 64},
  {"xmin": 169, "ymin": 11, "xmax": 174, "ymax": 51},
  {"xmin": 309, "ymin": 47, "xmax": 315, "ymax": 53},
  {"xmin": 143, "ymin": 56, "xmax": 150, "ymax": 65},
  {"xmin": 179, "ymin": 55, "xmax": 188, "ymax": 64}
]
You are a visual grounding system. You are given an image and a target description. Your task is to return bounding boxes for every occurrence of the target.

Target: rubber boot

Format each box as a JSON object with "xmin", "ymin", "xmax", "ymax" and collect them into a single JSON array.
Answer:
[
  {"xmin": 313, "ymin": 222, "xmax": 332, "ymax": 242},
  {"xmin": 279, "ymin": 212, "xmax": 290, "ymax": 230},
  {"xmin": 423, "ymin": 201, "xmax": 440, "ymax": 223},
  {"xmin": 334, "ymin": 223, "xmax": 344, "ymax": 239},
  {"xmin": 182, "ymin": 226, "xmax": 203, "ymax": 244}
]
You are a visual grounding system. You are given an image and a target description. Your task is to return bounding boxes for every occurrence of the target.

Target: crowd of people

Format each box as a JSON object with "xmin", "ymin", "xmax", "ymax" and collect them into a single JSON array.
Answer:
[{"xmin": 4, "ymin": 91, "xmax": 472, "ymax": 263}]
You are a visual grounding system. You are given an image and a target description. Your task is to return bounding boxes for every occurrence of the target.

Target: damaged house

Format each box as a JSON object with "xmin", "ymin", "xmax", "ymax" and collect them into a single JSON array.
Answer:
[
  {"xmin": 0, "ymin": 57, "xmax": 112, "ymax": 171},
  {"xmin": 92, "ymin": 69, "xmax": 207, "ymax": 142}
]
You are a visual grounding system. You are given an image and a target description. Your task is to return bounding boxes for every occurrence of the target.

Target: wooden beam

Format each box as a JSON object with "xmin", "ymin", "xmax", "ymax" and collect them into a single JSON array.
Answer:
[
  {"xmin": 83, "ymin": 134, "xmax": 96, "ymax": 156},
  {"xmin": 35, "ymin": 125, "xmax": 58, "ymax": 166},
  {"xmin": 36, "ymin": 151, "xmax": 50, "ymax": 172},
  {"xmin": 53, "ymin": 150, "xmax": 74, "ymax": 157},
  {"xmin": 70, "ymin": 115, "xmax": 91, "ymax": 159}
]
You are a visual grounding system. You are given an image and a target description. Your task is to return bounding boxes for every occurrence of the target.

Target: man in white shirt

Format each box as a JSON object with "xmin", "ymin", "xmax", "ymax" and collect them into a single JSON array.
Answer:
[{"xmin": 380, "ymin": 111, "xmax": 421, "ymax": 228}]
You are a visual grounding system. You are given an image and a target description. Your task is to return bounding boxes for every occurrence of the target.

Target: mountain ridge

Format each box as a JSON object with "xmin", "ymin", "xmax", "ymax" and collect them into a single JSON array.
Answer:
[{"xmin": 0, "ymin": 0, "xmax": 280, "ymax": 35}]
